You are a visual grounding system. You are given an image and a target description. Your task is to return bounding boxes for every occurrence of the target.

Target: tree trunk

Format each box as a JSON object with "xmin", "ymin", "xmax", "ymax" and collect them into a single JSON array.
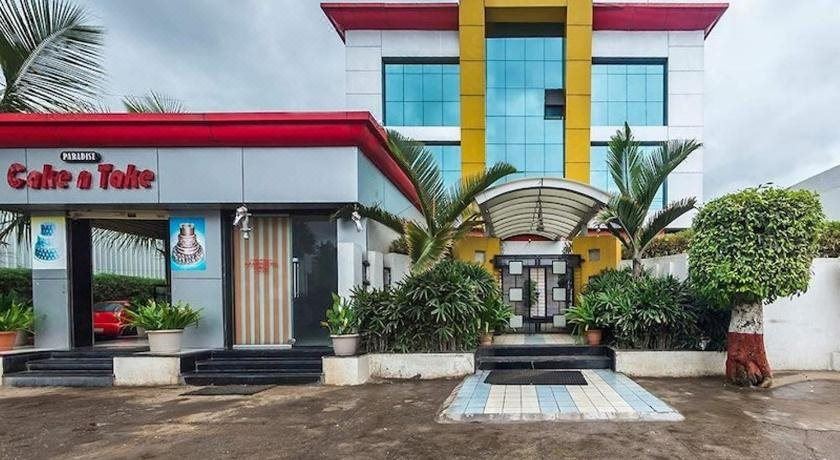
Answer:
[
  {"xmin": 726, "ymin": 302, "xmax": 772, "ymax": 387},
  {"xmin": 632, "ymin": 257, "xmax": 643, "ymax": 278}
]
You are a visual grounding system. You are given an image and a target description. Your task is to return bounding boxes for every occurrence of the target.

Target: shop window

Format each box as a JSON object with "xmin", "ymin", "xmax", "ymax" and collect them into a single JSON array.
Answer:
[
  {"xmin": 384, "ymin": 61, "xmax": 460, "ymax": 127},
  {"xmin": 592, "ymin": 59, "xmax": 666, "ymax": 126}
]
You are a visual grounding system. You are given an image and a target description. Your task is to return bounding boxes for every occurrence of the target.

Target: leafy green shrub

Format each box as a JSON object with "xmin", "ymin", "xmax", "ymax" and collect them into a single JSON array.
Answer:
[
  {"xmin": 0, "ymin": 295, "xmax": 33, "ymax": 332},
  {"xmin": 580, "ymin": 267, "xmax": 727, "ymax": 350},
  {"xmin": 622, "ymin": 229, "xmax": 694, "ymax": 260},
  {"xmin": 565, "ymin": 295, "xmax": 607, "ymax": 335},
  {"xmin": 321, "ymin": 293, "xmax": 358, "ymax": 335},
  {"xmin": 0, "ymin": 268, "xmax": 32, "ymax": 300},
  {"xmin": 92, "ymin": 274, "xmax": 164, "ymax": 303},
  {"xmin": 125, "ymin": 300, "xmax": 200, "ymax": 331},
  {"xmin": 353, "ymin": 260, "xmax": 505, "ymax": 352},
  {"xmin": 479, "ymin": 294, "xmax": 512, "ymax": 334},
  {"xmin": 818, "ymin": 220, "xmax": 840, "ymax": 258}
]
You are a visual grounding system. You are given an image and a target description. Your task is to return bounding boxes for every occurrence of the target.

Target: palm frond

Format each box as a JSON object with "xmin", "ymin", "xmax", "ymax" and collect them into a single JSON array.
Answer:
[
  {"xmin": 606, "ymin": 123, "xmax": 642, "ymax": 197},
  {"xmin": 637, "ymin": 197, "xmax": 697, "ymax": 254},
  {"xmin": 92, "ymin": 228, "xmax": 165, "ymax": 255},
  {"xmin": 122, "ymin": 91, "xmax": 185, "ymax": 113},
  {"xmin": 332, "ymin": 203, "xmax": 405, "ymax": 234},
  {"xmin": 438, "ymin": 162, "xmax": 516, "ymax": 226},
  {"xmin": 0, "ymin": 211, "xmax": 29, "ymax": 245},
  {"xmin": 633, "ymin": 139, "xmax": 702, "ymax": 210},
  {"xmin": 386, "ymin": 130, "xmax": 446, "ymax": 231},
  {"xmin": 0, "ymin": 0, "xmax": 105, "ymax": 112},
  {"xmin": 404, "ymin": 222, "xmax": 450, "ymax": 273}
]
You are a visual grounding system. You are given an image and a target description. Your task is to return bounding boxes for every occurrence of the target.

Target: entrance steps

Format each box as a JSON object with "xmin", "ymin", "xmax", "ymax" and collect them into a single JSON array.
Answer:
[
  {"xmin": 476, "ymin": 344, "xmax": 613, "ymax": 370},
  {"xmin": 3, "ymin": 349, "xmax": 143, "ymax": 387},
  {"xmin": 182, "ymin": 347, "xmax": 332, "ymax": 386}
]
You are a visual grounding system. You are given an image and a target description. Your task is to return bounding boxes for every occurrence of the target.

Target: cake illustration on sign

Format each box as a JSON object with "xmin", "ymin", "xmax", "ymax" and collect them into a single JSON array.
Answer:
[
  {"xmin": 34, "ymin": 223, "xmax": 60, "ymax": 261},
  {"xmin": 172, "ymin": 222, "xmax": 205, "ymax": 266}
]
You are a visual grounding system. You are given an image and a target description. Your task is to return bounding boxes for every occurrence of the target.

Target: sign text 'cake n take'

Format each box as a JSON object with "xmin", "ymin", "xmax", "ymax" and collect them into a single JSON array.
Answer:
[{"xmin": 6, "ymin": 163, "xmax": 155, "ymax": 190}]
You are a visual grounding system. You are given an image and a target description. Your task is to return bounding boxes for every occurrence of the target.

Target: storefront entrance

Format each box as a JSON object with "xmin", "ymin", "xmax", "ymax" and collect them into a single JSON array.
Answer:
[{"xmin": 231, "ymin": 215, "xmax": 335, "ymax": 347}]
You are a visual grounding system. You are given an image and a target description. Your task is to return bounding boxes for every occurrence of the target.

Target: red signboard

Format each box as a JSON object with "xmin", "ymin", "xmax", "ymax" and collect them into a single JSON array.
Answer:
[{"xmin": 6, "ymin": 163, "xmax": 155, "ymax": 190}]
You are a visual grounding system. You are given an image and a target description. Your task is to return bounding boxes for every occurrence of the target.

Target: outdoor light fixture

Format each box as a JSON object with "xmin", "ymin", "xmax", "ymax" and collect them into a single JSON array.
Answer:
[
  {"xmin": 233, "ymin": 205, "xmax": 252, "ymax": 240},
  {"xmin": 351, "ymin": 206, "xmax": 364, "ymax": 232}
]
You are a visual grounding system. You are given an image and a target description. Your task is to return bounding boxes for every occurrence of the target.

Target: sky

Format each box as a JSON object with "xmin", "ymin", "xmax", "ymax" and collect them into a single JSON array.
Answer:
[{"xmin": 77, "ymin": 0, "xmax": 840, "ymax": 200}]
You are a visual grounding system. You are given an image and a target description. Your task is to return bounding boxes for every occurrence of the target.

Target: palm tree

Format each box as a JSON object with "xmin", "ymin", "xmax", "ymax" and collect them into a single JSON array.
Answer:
[
  {"xmin": 123, "ymin": 91, "xmax": 185, "ymax": 113},
  {"xmin": 0, "ymin": 0, "xmax": 105, "ymax": 112},
  {"xmin": 597, "ymin": 124, "xmax": 702, "ymax": 277},
  {"xmin": 337, "ymin": 130, "xmax": 516, "ymax": 273}
]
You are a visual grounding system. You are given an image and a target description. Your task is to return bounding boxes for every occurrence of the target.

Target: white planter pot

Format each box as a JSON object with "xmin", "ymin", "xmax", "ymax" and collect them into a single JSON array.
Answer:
[
  {"xmin": 331, "ymin": 334, "xmax": 360, "ymax": 357},
  {"xmin": 146, "ymin": 329, "xmax": 184, "ymax": 354},
  {"xmin": 136, "ymin": 326, "xmax": 147, "ymax": 338}
]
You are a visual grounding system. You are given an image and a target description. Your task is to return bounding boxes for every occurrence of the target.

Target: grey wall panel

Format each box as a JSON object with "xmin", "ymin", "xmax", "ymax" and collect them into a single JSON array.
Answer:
[
  {"xmin": 158, "ymin": 148, "xmax": 243, "ymax": 203},
  {"xmin": 174, "ymin": 277, "xmax": 224, "ymax": 349},
  {"xmin": 0, "ymin": 149, "xmax": 28, "ymax": 204},
  {"xmin": 357, "ymin": 153, "xmax": 419, "ymax": 220},
  {"xmin": 32, "ymin": 273, "xmax": 71, "ymax": 350},
  {"xmin": 243, "ymin": 147, "xmax": 357, "ymax": 203},
  {"xmin": 25, "ymin": 148, "xmax": 158, "ymax": 205}
]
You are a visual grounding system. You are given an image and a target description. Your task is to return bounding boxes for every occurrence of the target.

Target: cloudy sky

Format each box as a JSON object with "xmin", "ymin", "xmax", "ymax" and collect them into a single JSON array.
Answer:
[{"xmin": 78, "ymin": 0, "xmax": 840, "ymax": 200}]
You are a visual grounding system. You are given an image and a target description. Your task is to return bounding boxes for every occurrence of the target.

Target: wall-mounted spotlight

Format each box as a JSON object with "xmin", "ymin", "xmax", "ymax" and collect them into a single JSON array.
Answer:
[
  {"xmin": 233, "ymin": 205, "xmax": 252, "ymax": 240},
  {"xmin": 351, "ymin": 207, "xmax": 364, "ymax": 233}
]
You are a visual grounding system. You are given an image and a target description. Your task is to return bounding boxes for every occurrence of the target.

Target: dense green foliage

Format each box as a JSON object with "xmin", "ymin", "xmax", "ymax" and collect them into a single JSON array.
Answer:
[
  {"xmin": 0, "ymin": 291, "xmax": 33, "ymax": 331},
  {"xmin": 818, "ymin": 220, "xmax": 840, "ymax": 258},
  {"xmin": 575, "ymin": 268, "xmax": 728, "ymax": 350},
  {"xmin": 598, "ymin": 124, "xmax": 701, "ymax": 276},
  {"xmin": 622, "ymin": 229, "xmax": 694, "ymax": 260},
  {"xmin": 0, "ymin": 268, "xmax": 31, "ymax": 299},
  {"xmin": 689, "ymin": 187, "xmax": 824, "ymax": 307},
  {"xmin": 321, "ymin": 293, "xmax": 359, "ymax": 335},
  {"xmin": 125, "ymin": 300, "xmax": 200, "ymax": 331},
  {"xmin": 352, "ymin": 260, "xmax": 506, "ymax": 352},
  {"xmin": 0, "ymin": 269, "xmax": 164, "ymax": 303}
]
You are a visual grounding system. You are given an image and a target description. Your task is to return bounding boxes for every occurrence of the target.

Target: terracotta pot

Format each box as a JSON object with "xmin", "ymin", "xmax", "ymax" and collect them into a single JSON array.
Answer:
[
  {"xmin": 0, "ymin": 331, "xmax": 17, "ymax": 351},
  {"xmin": 331, "ymin": 334, "xmax": 360, "ymax": 357},
  {"xmin": 585, "ymin": 329, "xmax": 603, "ymax": 346},
  {"xmin": 479, "ymin": 332, "xmax": 494, "ymax": 346},
  {"xmin": 147, "ymin": 329, "xmax": 184, "ymax": 354}
]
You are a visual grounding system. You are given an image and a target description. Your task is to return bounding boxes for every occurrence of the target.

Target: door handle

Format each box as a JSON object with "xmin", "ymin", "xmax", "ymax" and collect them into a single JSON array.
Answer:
[{"xmin": 292, "ymin": 257, "xmax": 300, "ymax": 298}]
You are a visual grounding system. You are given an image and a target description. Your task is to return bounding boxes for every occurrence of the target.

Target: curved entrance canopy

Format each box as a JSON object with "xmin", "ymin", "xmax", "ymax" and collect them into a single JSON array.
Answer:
[{"xmin": 474, "ymin": 177, "xmax": 611, "ymax": 241}]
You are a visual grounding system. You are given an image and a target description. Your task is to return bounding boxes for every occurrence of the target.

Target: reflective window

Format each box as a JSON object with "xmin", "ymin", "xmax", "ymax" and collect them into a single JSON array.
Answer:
[
  {"xmin": 591, "ymin": 62, "xmax": 665, "ymax": 126},
  {"xmin": 384, "ymin": 63, "xmax": 460, "ymax": 126},
  {"xmin": 486, "ymin": 37, "xmax": 565, "ymax": 182},
  {"xmin": 590, "ymin": 144, "xmax": 667, "ymax": 210},
  {"xmin": 425, "ymin": 144, "xmax": 461, "ymax": 189}
]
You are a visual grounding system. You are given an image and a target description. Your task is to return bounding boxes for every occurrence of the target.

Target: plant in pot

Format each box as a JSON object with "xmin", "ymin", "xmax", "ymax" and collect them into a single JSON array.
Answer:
[
  {"xmin": 479, "ymin": 295, "xmax": 512, "ymax": 346},
  {"xmin": 125, "ymin": 300, "xmax": 201, "ymax": 354},
  {"xmin": 0, "ymin": 292, "xmax": 32, "ymax": 348},
  {"xmin": 0, "ymin": 301, "xmax": 34, "ymax": 351},
  {"xmin": 565, "ymin": 296, "xmax": 605, "ymax": 345},
  {"xmin": 322, "ymin": 293, "xmax": 359, "ymax": 356}
]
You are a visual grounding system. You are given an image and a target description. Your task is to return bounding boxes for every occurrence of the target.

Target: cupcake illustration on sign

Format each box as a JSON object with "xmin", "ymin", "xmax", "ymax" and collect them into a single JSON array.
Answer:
[
  {"xmin": 30, "ymin": 216, "xmax": 67, "ymax": 270},
  {"xmin": 34, "ymin": 223, "xmax": 60, "ymax": 262},
  {"xmin": 170, "ymin": 218, "xmax": 206, "ymax": 271}
]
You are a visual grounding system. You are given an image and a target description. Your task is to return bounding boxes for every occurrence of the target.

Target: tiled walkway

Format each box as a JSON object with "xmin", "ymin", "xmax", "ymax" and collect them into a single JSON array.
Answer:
[
  {"xmin": 439, "ymin": 369, "xmax": 682, "ymax": 422},
  {"xmin": 493, "ymin": 333, "xmax": 576, "ymax": 345}
]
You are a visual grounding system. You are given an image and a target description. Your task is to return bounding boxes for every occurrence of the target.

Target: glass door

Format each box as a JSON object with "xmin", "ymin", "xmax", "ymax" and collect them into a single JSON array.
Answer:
[{"xmin": 291, "ymin": 215, "xmax": 337, "ymax": 346}]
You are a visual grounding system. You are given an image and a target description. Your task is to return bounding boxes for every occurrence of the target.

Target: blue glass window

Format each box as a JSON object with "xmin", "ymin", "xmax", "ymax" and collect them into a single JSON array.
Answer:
[
  {"xmin": 384, "ymin": 63, "xmax": 460, "ymax": 126},
  {"xmin": 590, "ymin": 144, "xmax": 667, "ymax": 210},
  {"xmin": 486, "ymin": 37, "xmax": 565, "ymax": 181},
  {"xmin": 591, "ymin": 61, "xmax": 665, "ymax": 126},
  {"xmin": 425, "ymin": 144, "xmax": 462, "ymax": 189}
]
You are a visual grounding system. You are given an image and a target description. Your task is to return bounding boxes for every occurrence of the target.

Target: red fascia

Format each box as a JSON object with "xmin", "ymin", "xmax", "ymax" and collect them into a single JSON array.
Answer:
[
  {"xmin": 321, "ymin": 2, "xmax": 458, "ymax": 41},
  {"xmin": 0, "ymin": 111, "xmax": 420, "ymax": 208},
  {"xmin": 593, "ymin": 3, "xmax": 729, "ymax": 37}
]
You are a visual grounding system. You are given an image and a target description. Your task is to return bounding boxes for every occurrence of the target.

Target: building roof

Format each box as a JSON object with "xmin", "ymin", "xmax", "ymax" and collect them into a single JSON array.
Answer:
[
  {"xmin": 0, "ymin": 111, "xmax": 420, "ymax": 207},
  {"xmin": 321, "ymin": 2, "xmax": 729, "ymax": 41}
]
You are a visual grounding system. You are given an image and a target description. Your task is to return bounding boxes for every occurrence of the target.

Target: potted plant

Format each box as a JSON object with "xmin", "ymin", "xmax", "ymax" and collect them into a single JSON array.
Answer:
[
  {"xmin": 565, "ymin": 296, "xmax": 604, "ymax": 345},
  {"xmin": 479, "ymin": 295, "xmax": 512, "ymax": 346},
  {"xmin": 0, "ymin": 301, "xmax": 34, "ymax": 351},
  {"xmin": 321, "ymin": 293, "xmax": 359, "ymax": 356},
  {"xmin": 0, "ymin": 292, "xmax": 32, "ymax": 347},
  {"xmin": 125, "ymin": 300, "xmax": 201, "ymax": 353}
]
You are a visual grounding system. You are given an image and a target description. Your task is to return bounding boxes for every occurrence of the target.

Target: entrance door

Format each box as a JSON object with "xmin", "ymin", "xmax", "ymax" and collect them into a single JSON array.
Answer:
[
  {"xmin": 232, "ymin": 216, "xmax": 292, "ymax": 346},
  {"xmin": 291, "ymin": 215, "xmax": 336, "ymax": 346}
]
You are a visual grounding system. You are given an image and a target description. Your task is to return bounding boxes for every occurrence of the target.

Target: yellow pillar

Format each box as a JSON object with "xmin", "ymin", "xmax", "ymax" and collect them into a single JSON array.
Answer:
[
  {"xmin": 459, "ymin": 0, "xmax": 486, "ymax": 179},
  {"xmin": 564, "ymin": 0, "xmax": 592, "ymax": 183},
  {"xmin": 571, "ymin": 234, "xmax": 620, "ymax": 294}
]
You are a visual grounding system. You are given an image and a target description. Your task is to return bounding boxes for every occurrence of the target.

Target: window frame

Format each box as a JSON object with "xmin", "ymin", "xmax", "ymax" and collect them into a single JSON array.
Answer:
[
  {"xmin": 591, "ymin": 57, "xmax": 668, "ymax": 126},
  {"xmin": 590, "ymin": 141, "xmax": 669, "ymax": 209},
  {"xmin": 381, "ymin": 57, "xmax": 460, "ymax": 127}
]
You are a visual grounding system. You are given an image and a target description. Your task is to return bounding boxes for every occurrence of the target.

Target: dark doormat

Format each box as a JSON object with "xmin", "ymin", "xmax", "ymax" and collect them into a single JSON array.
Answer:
[
  {"xmin": 484, "ymin": 370, "xmax": 587, "ymax": 386},
  {"xmin": 181, "ymin": 385, "xmax": 275, "ymax": 396}
]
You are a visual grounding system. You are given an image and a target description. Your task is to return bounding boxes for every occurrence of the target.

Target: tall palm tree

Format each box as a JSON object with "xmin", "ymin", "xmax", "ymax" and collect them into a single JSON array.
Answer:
[
  {"xmin": 0, "ymin": 0, "xmax": 105, "ymax": 112},
  {"xmin": 337, "ymin": 130, "xmax": 516, "ymax": 273},
  {"xmin": 597, "ymin": 124, "xmax": 702, "ymax": 277},
  {"xmin": 123, "ymin": 91, "xmax": 185, "ymax": 113}
]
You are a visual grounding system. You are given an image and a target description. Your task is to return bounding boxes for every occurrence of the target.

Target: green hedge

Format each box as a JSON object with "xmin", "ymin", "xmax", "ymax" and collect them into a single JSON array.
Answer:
[
  {"xmin": 819, "ymin": 221, "xmax": 840, "ymax": 258},
  {"xmin": 622, "ymin": 229, "xmax": 694, "ymax": 260},
  {"xmin": 0, "ymin": 268, "xmax": 164, "ymax": 304}
]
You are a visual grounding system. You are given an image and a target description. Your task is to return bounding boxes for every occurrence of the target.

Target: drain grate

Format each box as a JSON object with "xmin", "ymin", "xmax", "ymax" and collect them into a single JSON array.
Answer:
[
  {"xmin": 181, "ymin": 385, "xmax": 274, "ymax": 396},
  {"xmin": 484, "ymin": 370, "xmax": 587, "ymax": 385}
]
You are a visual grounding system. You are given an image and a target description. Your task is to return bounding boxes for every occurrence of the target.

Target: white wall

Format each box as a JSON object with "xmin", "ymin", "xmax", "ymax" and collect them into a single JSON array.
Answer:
[
  {"xmin": 631, "ymin": 254, "xmax": 840, "ymax": 371},
  {"xmin": 592, "ymin": 30, "xmax": 705, "ymax": 229}
]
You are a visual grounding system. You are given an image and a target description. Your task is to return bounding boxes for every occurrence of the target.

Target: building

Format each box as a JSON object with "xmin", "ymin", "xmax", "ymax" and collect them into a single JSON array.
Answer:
[
  {"xmin": 0, "ymin": 1, "xmax": 726, "ymax": 385},
  {"xmin": 791, "ymin": 163, "xmax": 840, "ymax": 220}
]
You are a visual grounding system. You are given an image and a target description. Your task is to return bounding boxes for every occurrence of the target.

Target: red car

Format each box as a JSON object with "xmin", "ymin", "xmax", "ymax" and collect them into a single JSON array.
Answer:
[{"xmin": 93, "ymin": 300, "xmax": 131, "ymax": 338}]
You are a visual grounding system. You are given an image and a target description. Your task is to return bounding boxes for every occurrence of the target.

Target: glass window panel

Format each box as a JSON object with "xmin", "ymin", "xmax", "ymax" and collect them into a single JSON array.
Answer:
[
  {"xmin": 525, "ymin": 38, "xmax": 544, "ymax": 61},
  {"xmin": 487, "ymin": 60, "xmax": 506, "ymax": 88},
  {"xmin": 646, "ymin": 64, "xmax": 663, "ymax": 75},
  {"xmin": 544, "ymin": 145, "xmax": 564, "ymax": 171},
  {"xmin": 591, "ymin": 145, "xmax": 609, "ymax": 166},
  {"xmin": 506, "ymin": 117, "xmax": 525, "ymax": 144},
  {"xmin": 442, "ymin": 145, "xmax": 461, "ymax": 171},
  {"xmin": 385, "ymin": 73, "xmax": 403, "ymax": 102},
  {"xmin": 505, "ymin": 61, "xmax": 525, "ymax": 88},
  {"xmin": 627, "ymin": 74, "xmax": 646, "ymax": 101},
  {"xmin": 487, "ymin": 39, "xmax": 505, "ymax": 60},
  {"xmin": 592, "ymin": 63, "xmax": 665, "ymax": 126},
  {"xmin": 592, "ymin": 73, "xmax": 608, "ymax": 102},
  {"xmin": 404, "ymin": 74, "xmax": 422, "ymax": 101},
  {"xmin": 422, "ymin": 101, "xmax": 442, "ymax": 125},
  {"xmin": 525, "ymin": 116, "xmax": 544, "ymax": 143},
  {"xmin": 627, "ymin": 64, "xmax": 646, "ymax": 75},
  {"xmin": 525, "ymin": 144, "xmax": 544, "ymax": 172},
  {"xmin": 646, "ymin": 74, "xmax": 664, "ymax": 102},
  {"xmin": 524, "ymin": 88, "xmax": 544, "ymax": 116},
  {"xmin": 487, "ymin": 88, "xmax": 506, "ymax": 116},
  {"xmin": 443, "ymin": 171, "xmax": 461, "ymax": 189},
  {"xmin": 607, "ymin": 74, "xmax": 627, "ymax": 101},
  {"xmin": 545, "ymin": 38, "xmax": 563, "ymax": 61},
  {"xmin": 442, "ymin": 101, "xmax": 459, "ymax": 126},
  {"xmin": 592, "ymin": 102, "xmax": 608, "ymax": 125},
  {"xmin": 506, "ymin": 144, "xmax": 526, "ymax": 170},
  {"xmin": 505, "ymin": 89, "xmax": 526, "ymax": 116},
  {"xmin": 423, "ymin": 64, "xmax": 442, "ymax": 74},
  {"xmin": 385, "ymin": 101, "xmax": 403, "ymax": 126},
  {"xmin": 607, "ymin": 101, "xmax": 627, "ymax": 125},
  {"xmin": 423, "ymin": 73, "xmax": 442, "ymax": 101},
  {"xmin": 505, "ymin": 38, "xmax": 525, "ymax": 60},
  {"xmin": 627, "ymin": 102, "xmax": 646, "ymax": 125},
  {"xmin": 442, "ymin": 73, "xmax": 459, "ymax": 101},
  {"xmin": 487, "ymin": 117, "xmax": 506, "ymax": 144},
  {"xmin": 524, "ymin": 60, "xmax": 545, "ymax": 88},
  {"xmin": 403, "ymin": 101, "xmax": 423, "ymax": 125},
  {"xmin": 545, "ymin": 60, "xmax": 564, "ymax": 88},
  {"xmin": 544, "ymin": 119, "xmax": 563, "ymax": 144},
  {"xmin": 647, "ymin": 101, "xmax": 664, "ymax": 125},
  {"xmin": 607, "ymin": 64, "xmax": 627, "ymax": 74},
  {"xmin": 486, "ymin": 144, "xmax": 505, "ymax": 166}
]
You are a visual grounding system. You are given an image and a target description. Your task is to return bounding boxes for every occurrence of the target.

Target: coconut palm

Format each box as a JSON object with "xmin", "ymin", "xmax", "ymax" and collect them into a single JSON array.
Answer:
[
  {"xmin": 337, "ymin": 130, "xmax": 516, "ymax": 273},
  {"xmin": 597, "ymin": 124, "xmax": 702, "ymax": 277},
  {"xmin": 123, "ymin": 91, "xmax": 185, "ymax": 113},
  {"xmin": 0, "ymin": 0, "xmax": 105, "ymax": 113}
]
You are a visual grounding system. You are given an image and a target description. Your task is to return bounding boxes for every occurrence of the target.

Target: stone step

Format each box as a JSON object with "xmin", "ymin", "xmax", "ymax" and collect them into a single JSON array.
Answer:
[
  {"xmin": 27, "ymin": 359, "xmax": 113, "ymax": 371},
  {"xmin": 477, "ymin": 355, "xmax": 612, "ymax": 370},
  {"xmin": 196, "ymin": 359, "xmax": 321, "ymax": 371},
  {"xmin": 3, "ymin": 371, "xmax": 114, "ymax": 387},
  {"xmin": 182, "ymin": 372, "xmax": 321, "ymax": 386},
  {"xmin": 480, "ymin": 344, "xmax": 610, "ymax": 357}
]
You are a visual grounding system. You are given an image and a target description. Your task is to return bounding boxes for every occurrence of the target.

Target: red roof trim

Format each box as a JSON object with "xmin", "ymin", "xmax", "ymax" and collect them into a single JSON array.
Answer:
[
  {"xmin": 593, "ymin": 3, "xmax": 728, "ymax": 37},
  {"xmin": 321, "ymin": 2, "xmax": 458, "ymax": 42},
  {"xmin": 0, "ymin": 111, "xmax": 420, "ymax": 207}
]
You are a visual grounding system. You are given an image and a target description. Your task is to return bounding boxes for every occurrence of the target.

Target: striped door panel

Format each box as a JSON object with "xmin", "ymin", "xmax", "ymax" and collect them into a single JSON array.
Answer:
[{"xmin": 233, "ymin": 216, "xmax": 291, "ymax": 345}]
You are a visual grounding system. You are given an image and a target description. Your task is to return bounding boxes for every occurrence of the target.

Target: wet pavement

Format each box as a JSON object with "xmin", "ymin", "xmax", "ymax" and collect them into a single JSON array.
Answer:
[{"xmin": 1, "ymin": 376, "xmax": 839, "ymax": 459}]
